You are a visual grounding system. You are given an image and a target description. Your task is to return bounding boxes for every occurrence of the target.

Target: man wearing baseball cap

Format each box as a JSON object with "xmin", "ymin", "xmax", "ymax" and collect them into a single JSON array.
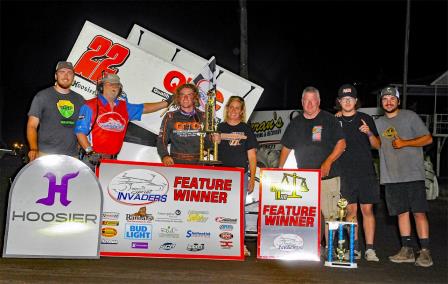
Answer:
[
  {"xmin": 27, "ymin": 61, "xmax": 85, "ymax": 161},
  {"xmin": 375, "ymin": 86, "xmax": 434, "ymax": 267},
  {"xmin": 75, "ymin": 73, "xmax": 171, "ymax": 169},
  {"xmin": 335, "ymin": 84, "xmax": 381, "ymax": 261}
]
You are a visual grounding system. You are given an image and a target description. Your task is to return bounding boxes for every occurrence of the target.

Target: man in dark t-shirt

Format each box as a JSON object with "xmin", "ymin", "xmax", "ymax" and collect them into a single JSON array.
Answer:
[
  {"xmin": 278, "ymin": 86, "xmax": 346, "ymax": 257},
  {"xmin": 336, "ymin": 84, "xmax": 381, "ymax": 262},
  {"xmin": 27, "ymin": 61, "xmax": 85, "ymax": 161}
]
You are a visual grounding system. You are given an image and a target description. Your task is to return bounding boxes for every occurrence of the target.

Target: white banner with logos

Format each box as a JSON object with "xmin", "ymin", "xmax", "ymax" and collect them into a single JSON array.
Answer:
[
  {"xmin": 3, "ymin": 155, "xmax": 102, "ymax": 258},
  {"xmin": 127, "ymin": 24, "xmax": 264, "ymax": 119},
  {"xmin": 98, "ymin": 160, "xmax": 244, "ymax": 260},
  {"xmin": 67, "ymin": 21, "xmax": 262, "ymax": 137},
  {"xmin": 257, "ymin": 169, "xmax": 320, "ymax": 260}
]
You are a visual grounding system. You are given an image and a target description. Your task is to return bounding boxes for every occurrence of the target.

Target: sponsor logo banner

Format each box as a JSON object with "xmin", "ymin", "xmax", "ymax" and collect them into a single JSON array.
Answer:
[
  {"xmin": 257, "ymin": 169, "xmax": 320, "ymax": 260},
  {"xmin": 98, "ymin": 161, "xmax": 244, "ymax": 260},
  {"xmin": 3, "ymin": 155, "xmax": 102, "ymax": 258}
]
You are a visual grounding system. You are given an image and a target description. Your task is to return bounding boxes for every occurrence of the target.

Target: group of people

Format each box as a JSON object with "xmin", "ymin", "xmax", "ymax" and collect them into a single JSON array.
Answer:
[
  {"xmin": 278, "ymin": 84, "xmax": 433, "ymax": 267},
  {"xmin": 27, "ymin": 61, "xmax": 433, "ymax": 266}
]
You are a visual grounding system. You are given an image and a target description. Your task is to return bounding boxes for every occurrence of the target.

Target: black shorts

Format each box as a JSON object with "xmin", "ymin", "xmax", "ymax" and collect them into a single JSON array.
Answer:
[
  {"xmin": 341, "ymin": 175, "xmax": 380, "ymax": 204},
  {"xmin": 384, "ymin": 181, "xmax": 429, "ymax": 216}
]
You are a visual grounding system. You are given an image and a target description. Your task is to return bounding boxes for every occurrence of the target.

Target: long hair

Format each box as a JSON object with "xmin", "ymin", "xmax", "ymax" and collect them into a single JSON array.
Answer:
[
  {"xmin": 224, "ymin": 96, "xmax": 246, "ymax": 123},
  {"xmin": 173, "ymin": 83, "xmax": 200, "ymax": 107}
]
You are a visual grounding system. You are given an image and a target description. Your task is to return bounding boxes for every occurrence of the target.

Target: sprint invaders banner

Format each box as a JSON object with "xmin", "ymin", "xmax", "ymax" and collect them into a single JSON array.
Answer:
[
  {"xmin": 258, "ymin": 169, "xmax": 320, "ymax": 260},
  {"xmin": 98, "ymin": 160, "xmax": 244, "ymax": 260}
]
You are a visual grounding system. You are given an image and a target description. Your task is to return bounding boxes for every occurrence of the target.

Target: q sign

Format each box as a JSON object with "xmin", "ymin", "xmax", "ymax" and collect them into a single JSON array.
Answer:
[{"xmin": 163, "ymin": 70, "xmax": 224, "ymax": 111}]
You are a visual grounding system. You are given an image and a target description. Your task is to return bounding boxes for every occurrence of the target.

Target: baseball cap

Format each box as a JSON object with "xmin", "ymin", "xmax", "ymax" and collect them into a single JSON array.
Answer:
[
  {"xmin": 101, "ymin": 73, "xmax": 121, "ymax": 85},
  {"xmin": 380, "ymin": 86, "xmax": 400, "ymax": 99},
  {"xmin": 55, "ymin": 61, "xmax": 74, "ymax": 72},
  {"xmin": 338, "ymin": 84, "xmax": 357, "ymax": 98}
]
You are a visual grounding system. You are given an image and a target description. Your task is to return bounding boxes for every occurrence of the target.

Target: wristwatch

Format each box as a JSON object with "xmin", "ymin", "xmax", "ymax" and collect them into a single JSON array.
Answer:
[{"xmin": 85, "ymin": 146, "xmax": 93, "ymax": 155}]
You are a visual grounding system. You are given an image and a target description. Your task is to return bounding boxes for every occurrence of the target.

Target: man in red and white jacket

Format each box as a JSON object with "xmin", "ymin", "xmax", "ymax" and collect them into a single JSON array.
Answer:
[{"xmin": 75, "ymin": 74, "xmax": 170, "ymax": 168}]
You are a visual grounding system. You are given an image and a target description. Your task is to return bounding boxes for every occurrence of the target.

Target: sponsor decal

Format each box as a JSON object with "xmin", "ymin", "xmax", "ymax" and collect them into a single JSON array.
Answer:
[
  {"xmin": 219, "ymin": 232, "xmax": 233, "ymax": 240},
  {"xmin": 159, "ymin": 242, "xmax": 176, "ymax": 251},
  {"xmin": 102, "ymin": 220, "xmax": 119, "ymax": 226},
  {"xmin": 186, "ymin": 243, "xmax": 205, "ymax": 252},
  {"xmin": 187, "ymin": 212, "xmax": 208, "ymax": 223},
  {"xmin": 131, "ymin": 242, "xmax": 149, "ymax": 249},
  {"xmin": 108, "ymin": 169, "xmax": 169, "ymax": 205},
  {"xmin": 185, "ymin": 230, "xmax": 211, "ymax": 238},
  {"xmin": 96, "ymin": 112, "xmax": 126, "ymax": 132},
  {"xmin": 124, "ymin": 223, "xmax": 152, "ymax": 240},
  {"xmin": 36, "ymin": 172, "xmax": 79, "ymax": 206},
  {"xmin": 155, "ymin": 210, "xmax": 182, "ymax": 223},
  {"xmin": 102, "ymin": 212, "xmax": 120, "ymax": 220},
  {"xmin": 102, "ymin": 227, "xmax": 118, "ymax": 238},
  {"xmin": 56, "ymin": 100, "xmax": 75, "ymax": 119},
  {"xmin": 273, "ymin": 234, "xmax": 304, "ymax": 251},
  {"xmin": 101, "ymin": 238, "xmax": 118, "ymax": 245},
  {"xmin": 220, "ymin": 241, "xmax": 233, "ymax": 249},
  {"xmin": 215, "ymin": 217, "xmax": 237, "ymax": 224},
  {"xmin": 250, "ymin": 111, "xmax": 284, "ymax": 133},
  {"xmin": 269, "ymin": 172, "xmax": 310, "ymax": 200},
  {"xmin": 126, "ymin": 207, "xmax": 154, "ymax": 223},
  {"xmin": 219, "ymin": 224, "xmax": 234, "ymax": 231},
  {"xmin": 159, "ymin": 226, "xmax": 180, "ymax": 238},
  {"xmin": 12, "ymin": 211, "xmax": 97, "ymax": 224},
  {"xmin": 74, "ymin": 35, "xmax": 130, "ymax": 83}
]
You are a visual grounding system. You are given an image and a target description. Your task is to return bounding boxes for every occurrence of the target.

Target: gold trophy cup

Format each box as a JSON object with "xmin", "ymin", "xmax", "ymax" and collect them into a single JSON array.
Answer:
[{"xmin": 199, "ymin": 90, "xmax": 222, "ymax": 165}]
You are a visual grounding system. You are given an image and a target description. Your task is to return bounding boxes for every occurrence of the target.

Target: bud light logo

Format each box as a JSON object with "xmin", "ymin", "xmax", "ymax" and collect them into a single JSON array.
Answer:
[
  {"xmin": 125, "ymin": 224, "xmax": 152, "ymax": 240},
  {"xmin": 36, "ymin": 172, "xmax": 79, "ymax": 206},
  {"xmin": 108, "ymin": 169, "xmax": 169, "ymax": 205}
]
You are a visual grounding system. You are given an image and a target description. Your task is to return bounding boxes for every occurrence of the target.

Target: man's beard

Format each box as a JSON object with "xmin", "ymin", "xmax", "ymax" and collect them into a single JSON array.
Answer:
[
  {"xmin": 383, "ymin": 105, "xmax": 399, "ymax": 113},
  {"xmin": 57, "ymin": 80, "xmax": 72, "ymax": 89}
]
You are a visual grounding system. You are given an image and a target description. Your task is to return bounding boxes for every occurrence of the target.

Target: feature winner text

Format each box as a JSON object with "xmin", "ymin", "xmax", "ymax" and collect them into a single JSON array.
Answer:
[
  {"xmin": 173, "ymin": 176, "xmax": 232, "ymax": 203},
  {"xmin": 263, "ymin": 205, "xmax": 316, "ymax": 227}
]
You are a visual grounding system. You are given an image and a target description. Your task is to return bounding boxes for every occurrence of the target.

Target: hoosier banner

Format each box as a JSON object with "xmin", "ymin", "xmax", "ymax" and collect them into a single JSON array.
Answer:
[
  {"xmin": 258, "ymin": 169, "xmax": 320, "ymax": 260},
  {"xmin": 98, "ymin": 160, "xmax": 244, "ymax": 260},
  {"xmin": 3, "ymin": 155, "xmax": 102, "ymax": 258}
]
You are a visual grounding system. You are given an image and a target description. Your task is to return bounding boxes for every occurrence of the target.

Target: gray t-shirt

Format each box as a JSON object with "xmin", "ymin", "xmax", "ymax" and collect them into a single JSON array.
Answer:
[
  {"xmin": 28, "ymin": 87, "xmax": 85, "ymax": 156},
  {"xmin": 375, "ymin": 109, "xmax": 430, "ymax": 184}
]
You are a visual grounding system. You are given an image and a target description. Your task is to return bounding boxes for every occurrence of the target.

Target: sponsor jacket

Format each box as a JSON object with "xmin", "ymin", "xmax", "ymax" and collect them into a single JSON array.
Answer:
[{"xmin": 75, "ymin": 95, "xmax": 143, "ymax": 155}]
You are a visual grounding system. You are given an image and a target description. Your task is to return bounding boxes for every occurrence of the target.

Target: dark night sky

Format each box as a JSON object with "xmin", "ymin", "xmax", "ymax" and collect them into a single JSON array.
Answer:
[{"xmin": 0, "ymin": 0, "xmax": 447, "ymax": 145}]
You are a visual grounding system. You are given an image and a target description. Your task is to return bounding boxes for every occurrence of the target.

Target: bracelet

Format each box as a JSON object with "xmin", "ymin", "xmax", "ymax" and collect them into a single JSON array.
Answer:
[
  {"xmin": 85, "ymin": 146, "xmax": 93, "ymax": 154},
  {"xmin": 367, "ymin": 131, "xmax": 374, "ymax": 137}
]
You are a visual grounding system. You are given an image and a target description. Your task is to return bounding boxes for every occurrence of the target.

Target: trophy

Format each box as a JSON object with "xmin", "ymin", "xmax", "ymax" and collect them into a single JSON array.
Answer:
[
  {"xmin": 198, "ymin": 90, "xmax": 222, "ymax": 165},
  {"xmin": 325, "ymin": 197, "xmax": 358, "ymax": 269}
]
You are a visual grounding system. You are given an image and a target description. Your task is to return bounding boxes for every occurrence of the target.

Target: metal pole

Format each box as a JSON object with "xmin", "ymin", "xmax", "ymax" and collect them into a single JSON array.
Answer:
[
  {"xmin": 402, "ymin": 0, "xmax": 411, "ymax": 109},
  {"xmin": 239, "ymin": 0, "xmax": 248, "ymax": 79}
]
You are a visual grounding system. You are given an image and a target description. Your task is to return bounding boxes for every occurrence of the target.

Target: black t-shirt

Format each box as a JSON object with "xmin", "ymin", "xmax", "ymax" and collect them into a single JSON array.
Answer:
[
  {"xmin": 217, "ymin": 122, "xmax": 259, "ymax": 172},
  {"xmin": 280, "ymin": 110, "xmax": 344, "ymax": 178},
  {"xmin": 337, "ymin": 112, "xmax": 378, "ymax": 177}
]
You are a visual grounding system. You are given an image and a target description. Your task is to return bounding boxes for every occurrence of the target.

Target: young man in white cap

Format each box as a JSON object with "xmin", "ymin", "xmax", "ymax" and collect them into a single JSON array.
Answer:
[
  {"xmin": 75, "ymin": 73, "xmax": 171, "ymax": 168},
  {"xmin": 27, "ymin": 61, "xmax": 84, "ymax": 161},
  {"xmin": 375, "ymin": 86, "xmax": 433, "ymax": 267},
  {"xmin": 336, "ymin": 84, "xmax": 381, "ymax": 261}
]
